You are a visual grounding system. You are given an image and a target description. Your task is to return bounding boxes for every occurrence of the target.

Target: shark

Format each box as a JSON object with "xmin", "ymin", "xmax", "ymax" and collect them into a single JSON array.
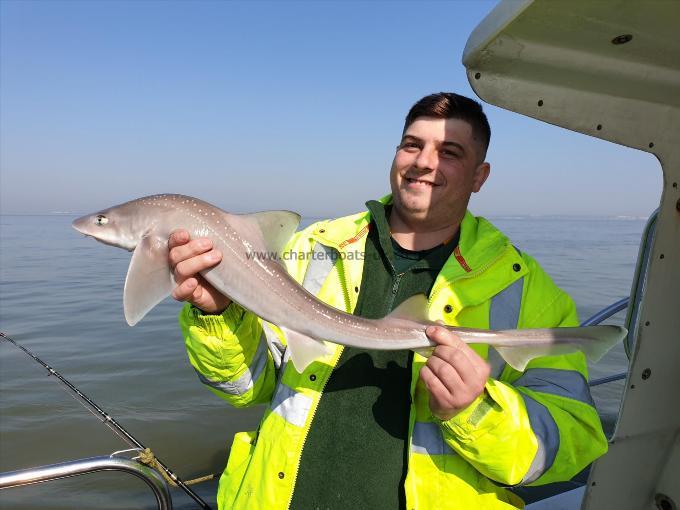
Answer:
[{"xmin": 72, "ymin": 193, "xmax": 626, "ymax": 373}]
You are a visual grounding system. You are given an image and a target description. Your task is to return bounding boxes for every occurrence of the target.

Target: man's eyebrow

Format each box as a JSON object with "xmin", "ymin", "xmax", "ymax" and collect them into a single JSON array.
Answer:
[{"xmin": 400, "ymin": 134, "xmax": 422, "ymax": 143}]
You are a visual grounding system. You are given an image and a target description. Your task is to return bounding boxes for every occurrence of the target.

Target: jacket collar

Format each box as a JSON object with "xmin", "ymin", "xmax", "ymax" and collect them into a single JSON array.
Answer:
[
  {"xmin": 309, "ymin": 195, "xmax": 392, "ymax": 251},
  {"xmin": 309, "ymin": 195, "xmax": 525, "ymax": 310},
  {"xmin": 312, "ymin": 194, "xmax": 510, "ymax": 272}
]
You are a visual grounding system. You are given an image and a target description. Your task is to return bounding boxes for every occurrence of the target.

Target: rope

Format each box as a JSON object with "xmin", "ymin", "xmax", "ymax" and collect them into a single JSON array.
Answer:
[{"xmin": 138, "ymin": 448, "xmax": 215, "ymax": 486}]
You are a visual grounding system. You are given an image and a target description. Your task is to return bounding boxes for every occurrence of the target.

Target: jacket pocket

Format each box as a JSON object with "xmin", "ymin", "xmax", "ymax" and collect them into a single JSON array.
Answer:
[
  {"xmin": 224, "ymin": 430, "xmax": 257, "ymax": 477},
  {"xmin": 217, "ymin": 430, "xmax": 258, "ymax": 509}
]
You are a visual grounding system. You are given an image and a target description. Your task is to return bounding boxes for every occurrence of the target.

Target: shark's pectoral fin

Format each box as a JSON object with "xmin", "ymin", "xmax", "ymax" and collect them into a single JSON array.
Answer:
[
  {"xmin": 281, "ymin": 327, "xmax": 334, "ymax": 373},
  {"xmin": 123, "ymin": 232, "xmax": 175, "ymax": 326}
]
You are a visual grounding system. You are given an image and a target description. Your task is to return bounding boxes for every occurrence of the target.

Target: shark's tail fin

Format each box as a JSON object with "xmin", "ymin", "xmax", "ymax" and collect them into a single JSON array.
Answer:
[{"xmin": 492, "ymin": 325, "xmax": 627, "ymax": 372}]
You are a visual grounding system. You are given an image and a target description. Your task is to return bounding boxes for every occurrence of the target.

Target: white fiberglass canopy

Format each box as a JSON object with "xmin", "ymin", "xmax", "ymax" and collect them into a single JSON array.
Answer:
[{"xmin": 463, "ymin": 2, "xmax": 680, "ymax": 510}]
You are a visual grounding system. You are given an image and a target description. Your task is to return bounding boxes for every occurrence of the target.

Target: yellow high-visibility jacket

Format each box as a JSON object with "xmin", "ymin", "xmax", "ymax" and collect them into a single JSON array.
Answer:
[{"xmin": 180, "ymin": 200, "xmax": 608, "ymax": 510}]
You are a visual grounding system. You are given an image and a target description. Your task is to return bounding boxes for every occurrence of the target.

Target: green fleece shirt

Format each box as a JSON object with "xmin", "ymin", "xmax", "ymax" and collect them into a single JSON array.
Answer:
[{"xmin": 289, "ymin": 201, "xmax": 458, "ymax": 510}]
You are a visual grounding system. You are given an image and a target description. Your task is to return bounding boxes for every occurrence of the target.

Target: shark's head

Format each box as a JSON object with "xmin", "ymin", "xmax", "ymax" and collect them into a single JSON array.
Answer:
[{"xmin": 72, "ymin": 200, "xmax": 152, "ymax": 252}]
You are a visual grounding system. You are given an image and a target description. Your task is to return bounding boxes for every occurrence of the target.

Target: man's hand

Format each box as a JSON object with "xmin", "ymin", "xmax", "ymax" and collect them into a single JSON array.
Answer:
[
  {"xmin": 169, "ymin": 229, "xmax": 231, "ymax": 314},
  {"xmin": 420, "ymin": 326, "xmax": 491, "ymax": 421}
]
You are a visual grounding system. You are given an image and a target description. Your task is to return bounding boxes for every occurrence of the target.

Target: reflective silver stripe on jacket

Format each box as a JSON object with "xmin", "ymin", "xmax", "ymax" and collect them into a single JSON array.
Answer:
[
  {"xmin": 411, "ymin": 421, "xmax": 455, "ymax": 455},
  {"xmin": 486, "ymin": 251, "xmax": 567, "ymax": 484},
  {"xmin": 271, "ymin": 382, "xmax": 313, "ymax": 428},
  {"xmin": 196, "ymin": 332, "xmax": 270, "ymax": 396},
  {"xmin": 518, "ymin": 393, "xmax": 560, "ymax": 484},
  {"xmin": 262, "ymin": 322, "xmax": 286, "ymax": 371},
  {"xmin": 301, "ymin": 242, "xmax": 338, "ymax": 297},
  {"xmin": 488, "ymin": 275, "xmax": 524, "ymax": 378},
  {"xmin": 267, "ymin": 241, "xmax": 337, "ymax": 425}
]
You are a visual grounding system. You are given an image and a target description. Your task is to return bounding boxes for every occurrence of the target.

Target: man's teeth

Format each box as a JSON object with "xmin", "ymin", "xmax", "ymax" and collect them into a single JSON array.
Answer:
[{"xmin": 407, "ymin": 178, "xmax": 434, "ymax": 186}]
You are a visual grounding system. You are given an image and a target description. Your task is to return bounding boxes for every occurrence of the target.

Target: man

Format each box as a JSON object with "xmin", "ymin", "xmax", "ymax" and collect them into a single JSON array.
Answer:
[{"xmin": 169, "ymin": 93, "xmax": 607, "ymax": 509}]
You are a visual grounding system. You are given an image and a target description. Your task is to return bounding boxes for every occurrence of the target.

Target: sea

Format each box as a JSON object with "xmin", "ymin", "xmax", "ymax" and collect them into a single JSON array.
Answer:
[{"xmin": 0, "ymin": 213, "xmax": 648, "ymax": 509}]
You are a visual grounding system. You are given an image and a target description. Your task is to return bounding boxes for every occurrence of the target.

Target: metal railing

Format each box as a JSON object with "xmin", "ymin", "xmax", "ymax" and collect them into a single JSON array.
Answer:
[
  {"xmin": 583, "ymin": 209, "xmax": 658, "ymax": 387},
  {"xmin": 0, "ymin": 455, "xmax": 172, "ymax": 510},
  {"xmin": 625, "ymin": 209, "xmax": 658, "ymax": 358},
  {"xmin": 580, "ymin": 297, "xmax": 629, "ymax": 387}
]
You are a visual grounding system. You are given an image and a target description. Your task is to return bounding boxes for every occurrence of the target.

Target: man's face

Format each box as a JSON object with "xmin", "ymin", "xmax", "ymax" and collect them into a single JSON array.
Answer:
[{"xmin": 389, "ymin": 116, "xmax": 490, "ymax": 227}]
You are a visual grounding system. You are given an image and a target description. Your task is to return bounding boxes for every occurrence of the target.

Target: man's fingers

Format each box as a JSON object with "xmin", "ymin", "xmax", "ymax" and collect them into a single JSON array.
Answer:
[
  {"xmin": 420, "ymin": 365, "xmax": 451, "ymax": 399},
  {"xmin": 172, "ymin": 277, "xmax": 199, "ymax": 301},
  {"xmin": 168, "ymin": 229, "xmax": 190, "ymax": 250},
  {"xmin": 427, "ymin": 326, "xmax": 490, "ymax": 381},
  {"xmin": 426, "ymin": 354, "xmax": 465, "ymax": 393},
  {"xmin": 169, "ymin": 238, "xmax": 214, "ymax": 268},
  {"xmin": 173, "ymin": 249, "xmax": 222, "ymax": 279},
  {"xmin": 431, "ymin": 345, "xmax": 482, "ymax": 383},
  {"xmin": 426, "ymin": 325, "xmax": 463, "ymax": 347}
]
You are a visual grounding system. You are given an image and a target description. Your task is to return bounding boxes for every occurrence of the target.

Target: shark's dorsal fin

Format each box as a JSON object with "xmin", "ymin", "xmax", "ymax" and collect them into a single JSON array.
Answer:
[
  {"xmin": 240, "ymin": 211, "xmax": 301, "ymax": 255},
  {"xmin": 123, "ymin": 231, "xmax": 175, "ymax": 326},
  {"xmin": 387, "ymin": 294, "xmax": 431, "ymax": 322}
]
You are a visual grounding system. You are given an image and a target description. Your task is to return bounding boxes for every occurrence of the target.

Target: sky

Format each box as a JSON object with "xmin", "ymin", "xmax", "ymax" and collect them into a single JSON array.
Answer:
[{"xmin": 0, "ymin": 0, "xmax": 661, "ymax": 218}]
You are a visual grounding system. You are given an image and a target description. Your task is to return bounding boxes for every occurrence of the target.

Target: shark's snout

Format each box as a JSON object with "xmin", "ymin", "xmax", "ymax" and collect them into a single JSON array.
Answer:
[{"xmin": 72, "ymin": 215, "xmax": 92, "ymax": 235}]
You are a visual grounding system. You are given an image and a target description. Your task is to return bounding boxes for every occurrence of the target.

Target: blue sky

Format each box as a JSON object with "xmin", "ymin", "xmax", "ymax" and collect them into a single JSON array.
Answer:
[{"xmin": 0, "ymin": 1, "xmax": 661, "ymax": 217}]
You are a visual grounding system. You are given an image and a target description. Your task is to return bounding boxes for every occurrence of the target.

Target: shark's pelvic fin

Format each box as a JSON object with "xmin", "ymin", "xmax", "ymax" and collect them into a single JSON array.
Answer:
[
  {"xmin": 124, "ymin": 232, "xmax": 175, "ymax": 326},
  {"xmin": 387, "ymin": 294, "xmax": 433, "ymax": 322},
  {"xmin": 281, "ymin": 327, "xmax": 334, "ymax": 373}
]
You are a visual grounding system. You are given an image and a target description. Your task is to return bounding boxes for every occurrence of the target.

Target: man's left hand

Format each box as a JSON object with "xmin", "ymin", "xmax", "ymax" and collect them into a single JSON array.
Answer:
[{"xmin": 420, "ymin": 326, "xmax": 491, "ymax": 421}]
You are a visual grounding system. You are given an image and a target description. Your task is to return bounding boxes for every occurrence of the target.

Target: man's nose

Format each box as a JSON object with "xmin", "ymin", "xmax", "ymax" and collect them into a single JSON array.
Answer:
[{"xmin": 414, "ymin": 146, "xmax": 437, "ymax": 171}]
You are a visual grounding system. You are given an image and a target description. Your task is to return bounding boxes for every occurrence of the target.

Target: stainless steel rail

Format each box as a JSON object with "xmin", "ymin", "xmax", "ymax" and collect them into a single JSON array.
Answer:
[
  {"xmin": 625, "ymin": 209, "xmax": 658, "ymax": 358},
  {"xmin": 0, "ymin": 455, "xmax": 172, "ymax": 510},
  {"xmin": 580, "ymin": 297, "xmax": 629, "ymax": 327},
  {"xmin": 589, "ymin": 372, "xmax": 627, "ymax": 387}
]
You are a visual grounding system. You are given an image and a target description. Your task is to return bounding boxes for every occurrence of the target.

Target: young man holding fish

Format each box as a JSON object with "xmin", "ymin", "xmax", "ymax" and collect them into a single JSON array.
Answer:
[{"xmin": 169, "ymin": 93, "xmax": 608, "ymax": 509}]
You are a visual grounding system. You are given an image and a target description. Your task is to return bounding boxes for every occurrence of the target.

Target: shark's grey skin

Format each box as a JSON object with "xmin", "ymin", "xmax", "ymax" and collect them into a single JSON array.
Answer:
[{"xmin": 72, "ymin": 193, "xmax": 625, "ymax": 372}]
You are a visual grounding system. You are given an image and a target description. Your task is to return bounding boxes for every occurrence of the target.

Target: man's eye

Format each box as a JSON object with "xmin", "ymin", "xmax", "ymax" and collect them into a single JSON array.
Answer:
[
  {"xmin": 440, "ymin": 150, "xmax": 459, "ymax": 159},
  {"xmin": 400, "ymin": 142, "xmax": 420, "ymax": 151}
]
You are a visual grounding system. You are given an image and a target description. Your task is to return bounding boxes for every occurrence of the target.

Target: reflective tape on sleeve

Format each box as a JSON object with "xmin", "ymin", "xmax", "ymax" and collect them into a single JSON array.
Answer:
[
  {"xmin": 519, "ymin": 393, "xmax": 560, "ymax": 484},
  {"xmin": 195, "ymin": 333, "xmax": 270, "ymax": 396},
  {"xmin": 262, "ymin": 322, "xmax": 286, "ymax": 370},
  {"xmin": 513, "ymin": 368, "xmax": 595, "ymax": 407},
  {"xmin": 411, "ymin": 421, "xmax": 455, "ymax": 456}
]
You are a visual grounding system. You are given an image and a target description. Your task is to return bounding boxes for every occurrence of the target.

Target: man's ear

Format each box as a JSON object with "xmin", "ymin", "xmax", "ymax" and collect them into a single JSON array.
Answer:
[{"xmin": 472, "ymin": 162, "xmax": 491, "ymax": 193}]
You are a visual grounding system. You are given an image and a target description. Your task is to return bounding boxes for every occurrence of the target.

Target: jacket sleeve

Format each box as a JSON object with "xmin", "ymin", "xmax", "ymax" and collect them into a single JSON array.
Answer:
[
  {"xmin": 180, "ymin": 302, "xmax": 278, "ymax": 407},
  {"xmin": 179, "ymin": 224, "xmax": 319, "ymax": 408},
  {"xmin": 440, "ymin": 255, "xmax": 608, "ymax": 486}
]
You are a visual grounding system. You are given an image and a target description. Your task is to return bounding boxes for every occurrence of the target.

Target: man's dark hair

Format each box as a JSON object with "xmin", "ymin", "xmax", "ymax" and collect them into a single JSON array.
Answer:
[{"xmin": 403, "ymin": 92, "xmax": 491, "ymax": 159}]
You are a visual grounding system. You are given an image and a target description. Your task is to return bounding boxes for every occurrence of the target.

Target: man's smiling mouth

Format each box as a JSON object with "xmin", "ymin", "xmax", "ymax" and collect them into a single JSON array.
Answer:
[{"xmin": 405, "ymin": 177, "xmax": 438, "ymax": 187}]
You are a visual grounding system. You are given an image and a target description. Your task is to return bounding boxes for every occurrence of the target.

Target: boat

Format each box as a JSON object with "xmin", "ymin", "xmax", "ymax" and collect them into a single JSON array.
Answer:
[
  {"xmin": 462, "ymin": 1, "xmax": 680, "ymax": 508},
  {"xmin": 1, "ymin": 1, "xmax": 677, "ymax": 508}
]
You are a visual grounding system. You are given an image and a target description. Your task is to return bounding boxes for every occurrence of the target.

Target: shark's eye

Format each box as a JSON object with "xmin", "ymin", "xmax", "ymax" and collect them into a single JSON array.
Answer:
[{"xmin": 96, "ymin": 215, "xmax": 109, "ymax": 226}]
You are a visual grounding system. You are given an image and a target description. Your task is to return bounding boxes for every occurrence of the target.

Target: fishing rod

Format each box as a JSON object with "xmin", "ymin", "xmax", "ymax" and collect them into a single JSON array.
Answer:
[{"xmin": 0, "ymin": 331, "xmax": 212, "ymax": 510}]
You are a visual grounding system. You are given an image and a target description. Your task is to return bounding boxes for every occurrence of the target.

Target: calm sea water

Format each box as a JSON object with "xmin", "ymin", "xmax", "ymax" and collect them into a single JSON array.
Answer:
[{"xmin": 0, "ymin": 213, "xmax": 647, "ymax": 509}]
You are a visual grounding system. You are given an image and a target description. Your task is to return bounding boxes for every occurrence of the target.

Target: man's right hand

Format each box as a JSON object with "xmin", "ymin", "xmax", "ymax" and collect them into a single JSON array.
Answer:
[{"xmin": 169, "ymin": 229, "xmax": 232, "ymax": 315}]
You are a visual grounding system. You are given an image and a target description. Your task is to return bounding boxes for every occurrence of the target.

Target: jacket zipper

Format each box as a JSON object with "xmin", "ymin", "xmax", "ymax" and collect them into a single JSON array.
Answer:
[
  {"xmin": 386, "ymin": 272, "xmax": 405, "ymax": 312},
  {"xmin": 284, "ymin": 248, "xmax": 350, "ymax": 510}
]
